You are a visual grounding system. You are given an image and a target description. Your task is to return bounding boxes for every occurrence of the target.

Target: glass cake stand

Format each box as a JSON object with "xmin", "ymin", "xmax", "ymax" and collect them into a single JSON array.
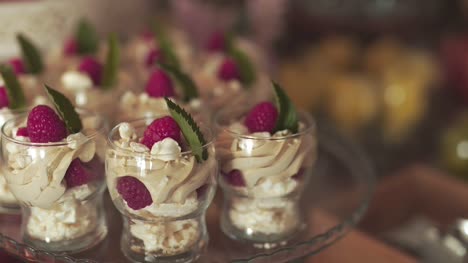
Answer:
[{"xmin": 0, "ymin": 124, "xmax": 374, "ymax": 262}]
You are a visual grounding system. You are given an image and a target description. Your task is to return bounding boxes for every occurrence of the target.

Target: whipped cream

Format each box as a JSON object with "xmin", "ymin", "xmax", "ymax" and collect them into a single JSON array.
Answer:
[{"xmin": 61, "ymin": 71, "xmax": 93, "ymax": 91}]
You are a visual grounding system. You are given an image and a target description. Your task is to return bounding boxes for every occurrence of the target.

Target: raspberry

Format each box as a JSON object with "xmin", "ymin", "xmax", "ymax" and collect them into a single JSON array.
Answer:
[
  {"xmin": 244, "ymin": 102, "xmax": 278, "ymax": 133},
  {"xmin": 78, "ymin": 57, "xmax": 102, "ymax": 86},
  {"xmin": 63, "ymin": 38, "xmax": 78, "ymax": 56},
  {"xmin": 8, "ymin": 58, "xmax": 25, "ymax": 75},
  {"xmin": 145, "ymin": 48, "xmax": 163, "ymax": 68},
  {"xmin": 27, "ymin": 105, "xmax": 68, "ymax": 143},
  {"xmin": 117, "ymin": 176, "xmax": 153, "ymax": 210},
  {"xmin": 292, "ymin": 168, "xmax": 305, "ymax": 181},
  {"xmin": 64, "ymin": 159, "xmax": 94, "ymax": 188},
  {"xmin": 141, "ymin": 29, "xmax": 154, "ymax": 42},
  {"xmin": 145, "ymin": 69, "xmax": 175, "ymax": 98},
  {"xmin": 223, "ymin": 170, "xmax": 246, "ymax": 187},
  {"xmin": 218, "ymin": 58, "xmax": 240, "ymax": 82},
  {"xmin": 0, "ymin": 88, "xmax": 9, "ymax": 109},
  {"xmin": 141, "ymin": 116, "xmax": 181, "ymax": 149},
  {"xmin": 16, "ymin": 127, "xmax": 28, "ymax": 137},
  {"xmin": 206, "ymin": 31, "xmax": 226, "ymax": 52}
]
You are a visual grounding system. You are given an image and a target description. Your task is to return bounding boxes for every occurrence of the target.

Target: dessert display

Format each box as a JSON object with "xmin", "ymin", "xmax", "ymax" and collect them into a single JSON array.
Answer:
[
  {"xmin": 124, "ymin": 25, "xmax": 195, "ymax": 86},
  {"xmin": 215, "ymin": 82, "xmax": 316, "ymax": 244},
  {"xmin": 58, "ymin": 34, "xmax": 131, "ymax": 125},
  {"xmin": 106, "ymin": 98, "xmax": 217, "ymax": 262},
  {"xmin": 1, "ymin": 86, "xmax": 108, "ymax": 252},
  {"xmin": 118, "ymin": 63, "xmax": 208, "ymax": 125},
  {"xmin": 194, "ymin": 32, "xmax": 271, "ymax": 111}
]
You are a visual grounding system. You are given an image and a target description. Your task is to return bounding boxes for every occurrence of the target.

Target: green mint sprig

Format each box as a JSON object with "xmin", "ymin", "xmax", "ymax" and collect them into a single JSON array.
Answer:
[
  {"xmin": 16, "ymin": 34, "xmax": 44, "ymax": 74},
  {"xmin": 273, "ymin": 81, "xmax": 298, "ymax": 133},
  {"xmin": 225, "ymin": 33, "xmax": 256, "ymax": 87},
  {"xmin": 152, "ymin": 22, "xmax": 180, "ymax": 69},
  {"xmin": 0, "ymin": 65, "xmax": 26, "ymax": 110},
  {"xmin": 164, "ymin": 98, "xmax": 208, "ymax": 162},
  {"xmin": 157, "ymin": 62, "xmax": 198, "ymax": 102},
  {"xmin": 45, "ymin": 85, "xmax": 83, "ymax": 134},
  {"xmin": 101, "ymin": 34, "xmax": 120, "ymax": 89},
  {"xmin": 76, "ymin": 19, "xmax": 99, "ymax": 55}
]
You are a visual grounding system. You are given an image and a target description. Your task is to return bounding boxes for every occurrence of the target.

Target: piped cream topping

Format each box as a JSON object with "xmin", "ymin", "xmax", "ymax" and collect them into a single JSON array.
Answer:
[{"xmin": 61, "ymin": 71, "xmax": 93, "ymax": 91}]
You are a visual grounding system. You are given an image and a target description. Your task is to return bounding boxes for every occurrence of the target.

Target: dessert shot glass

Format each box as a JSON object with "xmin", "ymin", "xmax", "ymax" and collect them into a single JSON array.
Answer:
[
  {"xmin": 1, "ymin": 110, "xmax": 108, "ymax": 253},
  {"xmin": 215, "ymin": 108, "xmax": 317, "ymax": 247},
  {"xmin": 106, "ymin": 117, "xmax": 217, "ymax": 262}
]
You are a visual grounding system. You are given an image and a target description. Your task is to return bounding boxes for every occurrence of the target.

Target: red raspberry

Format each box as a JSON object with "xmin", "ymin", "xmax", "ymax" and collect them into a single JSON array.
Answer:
[
  {"xmin": 27, "ymin": 105, "xmax": 68, "ymax": 143},
  {"xmin": 244, "ymin": 102, "xmax": 278, "ymax": 133},
  {"xmin": 292, "ymin": 168, "xmax": 305, "ymax": 181},
  {"xmin": 145, "ymin": 48, "xmax": 163, "ymax": 68},
  {"xmin": 117, "ymin": 176, "xmax": 153, "ymax": 210},
  {"xmin": 0, "ymin": 88, "xmax": 9, "ymax": 109},
  {"xmin": 78, "ymin": 57, "xmax": 102, "ymax": 86},
  {"xmin": 206, "ymin": 31, "xmax": 226, "ymax": 52},
  {"xmin": 145, "ymin": 69, "xmax": 175, "ymax": 98},
  {"xmin": 218, "ymin": 58, "xmax": 240, "ymax": 82},
  {"xmin": 16, "ymin": 127, "xmax": 28, "ymax": 137},
  {"xmin": 64, "ymin": 159, "xmax": 95, "ymax": 188},
  {"xmin": 8, "ymin": 58, "xmax": 25, "ymax": 75},
  {"xmin": 141, "ymin": 116, "xmax": 181, "ymax": 149},
  {"xmin": 63, "ymin": 38, "xmax": 78, "ymax": 56},
  {"xmin": 223, "ymin": 170, "xmax": 246, "ymax": 187}
]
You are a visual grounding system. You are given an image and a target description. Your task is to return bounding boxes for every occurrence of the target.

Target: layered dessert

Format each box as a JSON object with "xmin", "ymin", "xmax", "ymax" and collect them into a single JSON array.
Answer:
[
  {"xmin": 106, "ymin": 99, "xmax": 217, "ymax": 262},
  {"xmin": 194, "ymin": 32, "xmax": 271, "ymax": 111},
  {"xmin": 124, "ymin": 27, "xmax": 195, "ymax": 86},
  {"xmin": 118, "ymin": 66, "xmax": 207, "ymax": 124},
  {"xmin": 59, "ymin": 35, "xmax": 131, "ymax": 125},
  {"xmin": 216, "ymin": 82, "xmax": 316, "ymax": 243},
  {"xmin": 1, "ymin": 86, "xmax": 107, "ymax": 252}
]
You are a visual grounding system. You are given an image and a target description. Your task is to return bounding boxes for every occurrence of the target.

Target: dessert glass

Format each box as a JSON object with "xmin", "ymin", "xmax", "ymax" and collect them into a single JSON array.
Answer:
[
  {"xmin": 0, "ymin": 107, "xmax": 27, "ymax": 213},
  {"xmin": 215, "ymin": 109, "xmax": 317, "ymax": 246},
  {"xmin": 106, "ymin": 117, "xmax": 217, "ymax": 262},
  {"xmin": 0, "ymin": 110, "xmax": 108, "ymax": 253}
]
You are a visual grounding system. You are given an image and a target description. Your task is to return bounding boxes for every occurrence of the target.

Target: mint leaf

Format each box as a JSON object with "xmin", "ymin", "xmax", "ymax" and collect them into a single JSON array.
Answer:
[
  {"xmin": 158, "ymin": 62, "xmax": 198, "ymax": 102},
  {"xmin": 76, "ymin": 19, "xmax": 99, "ymax": 55},
  {"xmin": 273, "ymin": 81, "xmax": 298, "ymax": 133},
  {"xmin": 152, "ymin": 22, "xmax": 180, "ymax": 68},
  {"xmin": 164, "ymin": 98, "xmax": 208, "ymax": 162},
  {"xmin": 45, "ymin": 85, "xmax": 82, "ymax": 134},
  {"xmin": 225, "ymin": 34, "xmax": 256, "ymax": 86},
  {"xmin": 101, "ymin": 34, "xmax": 120, "ymax": 89},
  {"xmin": 0, "ymin": 65, "xmax": 26, "ymax": 110},
  {"xmin": 16, "ymin": 34, "xmax": 43, "ymax": 74}
]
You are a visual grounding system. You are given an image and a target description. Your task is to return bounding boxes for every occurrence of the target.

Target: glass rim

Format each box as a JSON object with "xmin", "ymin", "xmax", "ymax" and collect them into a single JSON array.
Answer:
[
  {"xmin": 215, "ymin": 110, "xmax": 316, "ymax": 140},
  {"xmin": 1, "ymin": 108, "xmax": 107, "ymax": 147},
  {"xmin": 108, "ymin": 116, "xmax": 215, "ymax": 158}
]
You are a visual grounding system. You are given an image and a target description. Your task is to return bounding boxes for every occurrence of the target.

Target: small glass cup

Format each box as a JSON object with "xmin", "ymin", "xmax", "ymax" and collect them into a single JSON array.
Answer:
[
  {"xmin": 215, "ymin": 109, "xmax": 317, "ymax": 247},
  {"xmin": 106, "ymin": 117, "xmax": 217, "ymax": 262},
  {"xmin": 0, "ymin": 107, "xmax": 27, "ymax": 213},
  {"xmin": 1, "ymin": 110, "xmax": 108, "ymax": 253}
]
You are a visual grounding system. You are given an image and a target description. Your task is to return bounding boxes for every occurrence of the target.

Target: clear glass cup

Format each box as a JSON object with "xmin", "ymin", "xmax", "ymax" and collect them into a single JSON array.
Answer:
[
  {"xmin": 106, "ymin": 117, "xmax": 217, "ymax": 262},
  {"xmin": 215, "ymin": 108, "xmax": 317, "ymax": 247},
  {"xmin": 0, "ymin": 110, "xmax": 108, "ymax": 253},
  {"xmin": 0, "ymin": 107, "xmax": 27, "ymax": 213}
]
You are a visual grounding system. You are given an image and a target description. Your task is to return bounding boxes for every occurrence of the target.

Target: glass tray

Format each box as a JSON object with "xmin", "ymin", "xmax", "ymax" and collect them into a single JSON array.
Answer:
[{"xmin": 0, "ymin": 125, "xmax": 374, "ymax": 262}]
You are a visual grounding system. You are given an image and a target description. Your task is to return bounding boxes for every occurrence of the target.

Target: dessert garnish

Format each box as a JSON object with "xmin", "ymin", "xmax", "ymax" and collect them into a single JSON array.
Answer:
[
  {"xmin": 164, "ymin": 98, "xmax": 208, "ymax": 162},
  {"xmin": 44, "ymin": 85, "xmax": 83, "ymax": 134},
  {"xmin": 117, "ymin": 176, "xmax": 153, "ymax": 210},
  {"xmin": 0, "ymin": 65, "xmax": 26, "ymax": 110},
  {"xmin": 101, "ymin": 34, "xmax": 120, "ymax": 89},
  {"xmin": 70, "ymin": 19, "xmax": 99, "ymax": 56},
  {"xmin": 140, "ymin": 115, "xmax": 181, "ymax": 149},
  {"xmin": 157, "ymin": 62, "xmax": 199, "ymax": 102},
  {"xmin": 26, "ymin": 104, "xmax": 67, "ymax": 143},
  {"xmin": 224, "ymin": 34, "xmax": 256, "ymax": 86},
  {"xmin": 206, "ymin": 31, "xmax": 226, "ymax": 52},
  {"xmin": 64, "ymin": 159, "xmax": 95, "ymax": 188},
  {"xmin": 152, "ymin": 22, "xmax": 180, "ymax": 68},
  {"xmin": 145, "ymin": 69, "xmax": 175, "ymax": 98},
  {"xmin": 272, "ymin": 81, "xmax": 299, "ymax": 133},
  {"xmin": 16, "ymin": 33, "xmax": 44, "ymax": 75}
]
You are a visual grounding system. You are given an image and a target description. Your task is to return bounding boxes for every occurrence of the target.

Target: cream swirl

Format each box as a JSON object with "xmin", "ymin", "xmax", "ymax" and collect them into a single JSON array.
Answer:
[
  {"xmin": 4, "ymin": 132, "xmax": 96, "ymax": 209},
  {"xmin": 217, "ymin": 122, "xmax": 316, "ymax": 196},
  {"xmin": 107, "ymin": 123, "xmax": 216, "ymax": 218}
]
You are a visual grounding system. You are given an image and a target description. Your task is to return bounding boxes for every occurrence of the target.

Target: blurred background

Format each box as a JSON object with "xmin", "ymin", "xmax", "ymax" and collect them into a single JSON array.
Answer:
[{"xmin": 1, "ymin": 0, "xmax": 468, "ymax": 262}]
